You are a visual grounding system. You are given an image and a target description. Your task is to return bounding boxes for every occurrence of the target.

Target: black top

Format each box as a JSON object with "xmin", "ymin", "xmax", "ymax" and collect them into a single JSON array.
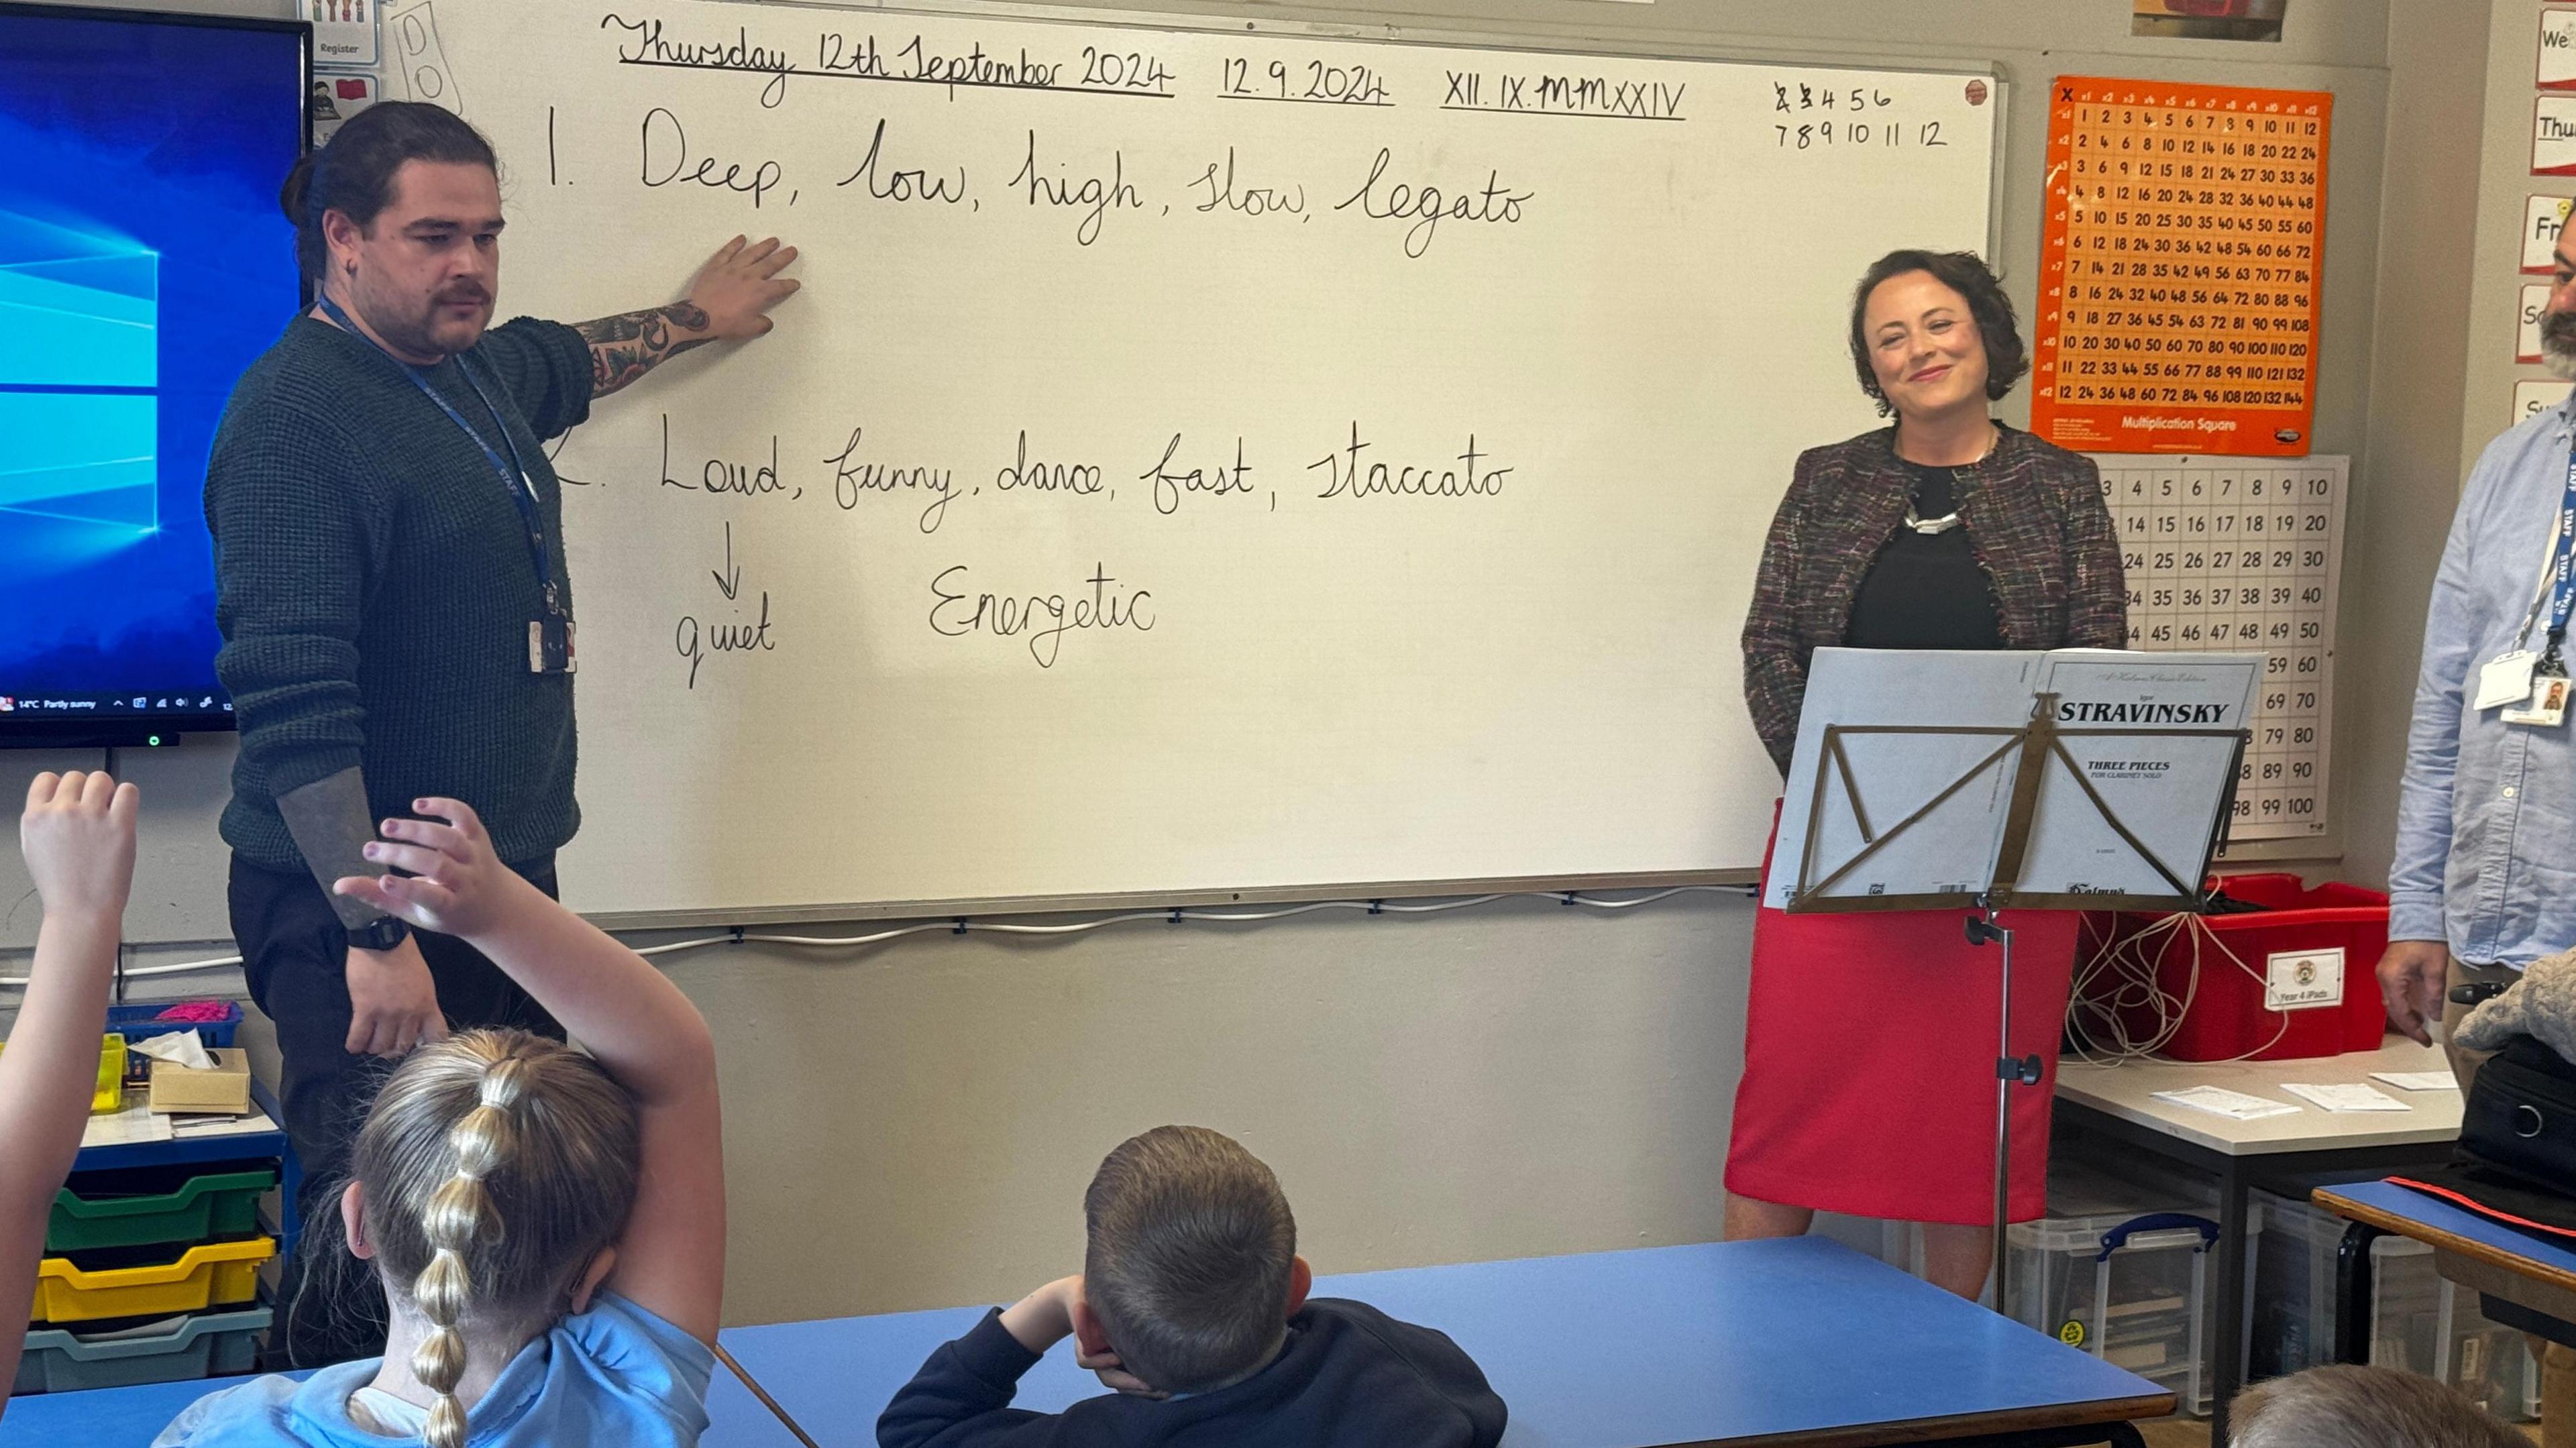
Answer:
[
  {"xmin": 1842, "ymin": 460, "xmax": 2004, "ymax": 651},
  {"xmin": 877, "ymin": 1298, "xmax": 1508, "ymax": 1448},
  {"xmin": 205, "ymin": 315, "xmax": 596, "ymax": 871}
]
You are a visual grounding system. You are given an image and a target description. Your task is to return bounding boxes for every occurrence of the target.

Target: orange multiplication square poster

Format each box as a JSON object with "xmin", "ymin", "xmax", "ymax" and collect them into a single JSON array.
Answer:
[{"xmin": 2031, "ymin": 76, "xmax": 2332, "ymax": 457}]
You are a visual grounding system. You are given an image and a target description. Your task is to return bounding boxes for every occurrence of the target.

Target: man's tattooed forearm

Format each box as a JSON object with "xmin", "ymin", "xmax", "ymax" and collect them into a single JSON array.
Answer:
[{"xmin": 577, "ymin": 302, "xmax": 716, "ymax": 396}]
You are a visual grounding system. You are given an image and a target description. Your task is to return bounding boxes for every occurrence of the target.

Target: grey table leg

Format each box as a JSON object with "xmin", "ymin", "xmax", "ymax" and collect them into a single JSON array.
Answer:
[
  {"xmin": 2332, "ymin": 1220, "xmax": 2381, "ymax": 1363},
  {"xmin": 2210, "ymin": 1161, "xmax": 2250, "ymax": 1441}
]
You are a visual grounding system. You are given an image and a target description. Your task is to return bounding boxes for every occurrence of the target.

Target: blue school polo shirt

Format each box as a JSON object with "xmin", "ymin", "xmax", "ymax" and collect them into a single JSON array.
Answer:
[{"xmin": 150, "ymin": 1292, "xmax": 713, "ymax": 1447}]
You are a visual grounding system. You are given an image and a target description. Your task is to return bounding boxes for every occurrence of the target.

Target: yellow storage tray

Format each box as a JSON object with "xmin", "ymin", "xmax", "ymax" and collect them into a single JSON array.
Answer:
[{"xmin": 31, "ymin": 1235, "xmax": 274, "ymax": 1324}]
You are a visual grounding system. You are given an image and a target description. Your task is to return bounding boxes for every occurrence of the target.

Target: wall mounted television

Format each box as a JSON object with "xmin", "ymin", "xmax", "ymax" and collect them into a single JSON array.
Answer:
[{"xmin": 0, "ymin": 2, "xmax": 308, "ymax": 748}]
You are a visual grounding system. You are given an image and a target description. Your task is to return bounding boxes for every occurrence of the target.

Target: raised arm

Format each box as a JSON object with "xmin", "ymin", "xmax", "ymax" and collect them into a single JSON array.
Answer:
[
  {"xmin": 0, "ymin": 773, "xmax": 139, "ymax": 1408},
  {"xmin": 335, "ymin": 798, "xmax": 724, "ymax": 1341},
  {"xmin": 576, "ymin": 235, "xmax": 802, "ymax": 398}
]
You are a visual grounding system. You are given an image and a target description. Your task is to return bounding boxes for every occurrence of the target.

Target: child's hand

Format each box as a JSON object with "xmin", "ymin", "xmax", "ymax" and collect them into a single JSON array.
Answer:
[
  {"xmin": 1073, "ymin": 1342, "xmax": 1165, "ymax": 1400},
  {"xmin": 1065, "ymin": 1276, "xmax": 1167, "ymax": 1399},
  {"xmin": 20, "ymin": 772, "xmax": 139, "ymax": 923},
  {"xmin": 332, "ymin": 797, "xmax": 537, "ymax": 942}
]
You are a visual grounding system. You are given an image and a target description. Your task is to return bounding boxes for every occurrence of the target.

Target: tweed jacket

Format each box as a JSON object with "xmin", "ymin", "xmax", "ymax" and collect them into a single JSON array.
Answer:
[{"xmin": 1741, "ymin": 423, "xmax": 2127, "ymax": 773}]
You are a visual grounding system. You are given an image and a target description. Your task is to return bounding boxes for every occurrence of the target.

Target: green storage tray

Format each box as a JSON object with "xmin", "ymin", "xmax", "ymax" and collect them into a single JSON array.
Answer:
[
  {"xmin": 48, "ymin": 1168, "xmax": 276, "ymax": 1253},
  {"xmin": 11, "ymin": 1303, "xmax": 271, "ymax": 1394}
]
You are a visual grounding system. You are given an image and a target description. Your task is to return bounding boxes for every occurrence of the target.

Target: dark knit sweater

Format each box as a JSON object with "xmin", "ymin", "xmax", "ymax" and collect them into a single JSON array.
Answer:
[
  {"xmin": 205, "ymin": 315, "xmax": 594, "ymax": 871},
  {"xmin": 877, "ymin": 1300, "xmax": 1507, "ymax": 1448}
]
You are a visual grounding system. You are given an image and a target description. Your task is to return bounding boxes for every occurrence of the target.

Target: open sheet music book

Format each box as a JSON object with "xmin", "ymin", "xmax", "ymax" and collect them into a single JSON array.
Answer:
[{"xmin": 1766, "ymin": 649, "xmax": 2259, "ymax": 912}]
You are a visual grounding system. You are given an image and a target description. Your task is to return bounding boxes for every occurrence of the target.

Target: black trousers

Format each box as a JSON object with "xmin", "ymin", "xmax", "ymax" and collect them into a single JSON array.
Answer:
[{"xmin": 228, "ymin": 852, "xmax": 565, "ymax": 1368}]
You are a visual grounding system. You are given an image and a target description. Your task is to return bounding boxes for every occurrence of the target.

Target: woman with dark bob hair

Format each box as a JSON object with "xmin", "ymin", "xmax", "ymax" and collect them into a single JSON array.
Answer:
[{"xmin": 1724, "ymin": 249, "xmax": 2125, "ymax": 1298}]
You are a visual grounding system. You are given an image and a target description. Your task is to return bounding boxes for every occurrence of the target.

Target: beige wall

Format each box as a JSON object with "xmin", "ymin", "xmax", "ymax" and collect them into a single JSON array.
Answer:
[
  {"xmin": 0, "ymin": 0, "xmax": 2524, "ymax": 1331},
  {"xmin": 2337, "ymin": 0, "xmax": 2494, "ymax": 893}
]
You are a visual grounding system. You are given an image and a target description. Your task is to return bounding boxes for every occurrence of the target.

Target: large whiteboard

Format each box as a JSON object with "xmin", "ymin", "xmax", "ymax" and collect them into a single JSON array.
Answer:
[{"xmin": 384, "ymin": 0, "xmax": 2000, "ymax": 920}]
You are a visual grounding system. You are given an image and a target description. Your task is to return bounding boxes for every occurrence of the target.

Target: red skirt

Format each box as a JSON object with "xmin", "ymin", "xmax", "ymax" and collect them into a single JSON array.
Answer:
[{"xmin": 1724, "ymin": 808, "xmax": 2080, "ymax": 1225}]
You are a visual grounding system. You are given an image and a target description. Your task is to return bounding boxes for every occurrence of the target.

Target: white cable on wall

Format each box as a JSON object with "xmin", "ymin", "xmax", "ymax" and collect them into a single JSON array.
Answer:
[{"xmin": 0, "ymin": 884, "xmax": 1750, "ymax": 989}]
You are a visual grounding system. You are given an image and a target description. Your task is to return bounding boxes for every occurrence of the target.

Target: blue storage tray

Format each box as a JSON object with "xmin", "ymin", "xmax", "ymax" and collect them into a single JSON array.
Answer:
[
  {"xmin": 105, "ymin": 1003, "xmax": 241, "ymax": 1051},
  {"xmin": 11, "ymin": 1302, "xmax": 271, "ymax": 1394}
]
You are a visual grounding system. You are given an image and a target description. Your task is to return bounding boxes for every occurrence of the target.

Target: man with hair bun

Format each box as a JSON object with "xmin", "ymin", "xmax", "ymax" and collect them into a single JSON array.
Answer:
[{"xmin": 206, "ymin": 99, "xmax": 800, "ymax": 1366}]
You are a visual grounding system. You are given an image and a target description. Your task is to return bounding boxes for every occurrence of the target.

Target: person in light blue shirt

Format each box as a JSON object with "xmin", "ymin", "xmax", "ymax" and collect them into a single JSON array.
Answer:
[
  {"xmin": 154, "ymin": 796, "xmax": 727, "ymax": 1448},
  {"xmin": 152, "ymin": 1294, "xmax": 713, "ymax": 1447},
  {"xmin": 2381, "ymin": 227, "xmax": 2576, "ymax": 1097}
]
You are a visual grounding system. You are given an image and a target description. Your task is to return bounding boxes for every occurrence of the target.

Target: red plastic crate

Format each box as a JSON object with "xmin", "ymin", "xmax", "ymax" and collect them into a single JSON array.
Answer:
[{"xmin": 2079, "ymin": 873, "xmax": 2391, "ymax": 1062}]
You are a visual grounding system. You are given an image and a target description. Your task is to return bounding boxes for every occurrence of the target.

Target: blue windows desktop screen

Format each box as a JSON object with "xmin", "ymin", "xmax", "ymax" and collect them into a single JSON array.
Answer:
[{"xmin": 0, "ymin": 5, "xmax": 306, "ymax": 742}]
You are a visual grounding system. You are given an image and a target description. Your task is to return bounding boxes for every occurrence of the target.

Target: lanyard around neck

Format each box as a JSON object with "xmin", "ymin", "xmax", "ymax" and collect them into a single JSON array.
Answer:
[
  {"xmin": 313, "ymin": 294, "xmax": 559, "ymax": 610},
  {"xmin": 2515, "ymin": 448, "xmax": 2576, "ymax": 657}
]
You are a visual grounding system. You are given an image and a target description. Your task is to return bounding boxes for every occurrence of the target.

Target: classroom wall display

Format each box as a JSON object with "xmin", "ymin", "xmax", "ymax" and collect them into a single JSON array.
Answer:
[
  {"xmin": 2130, "ymin": 1, "xmax": 2288, "ymax": 46},
  {"xmin": 378, "ymin": 0, "xmax": 2002, "ymax": 921},
  {"xmin": 2526, "ymin": 194, "xmax": 2573, "ymax": 272},
  {"xmin": 2545, "ymin": 7, "xmax": 2576, "ymax": 91},
  {"xmin": 2096, "ymin": 454, "xmax": 2345, "ymax": 844},
  {"xmin": 2030, "ymin": 77, "xmax": 2331, "ymax": 457},
  {"xmin": 2538, "ymin": 95, "xmax": 2576, "ymax": 174},
  {"xmin": 2518, "ymin": 379, "xmax": 2575, "ymax": 425},
  {"xmin": 300, "ymin": 0, "xmax": 378, "ymax": 69},
  {"xmin": 2525, "ymin": 284, "xmax": 2553, "ymax": 363}
]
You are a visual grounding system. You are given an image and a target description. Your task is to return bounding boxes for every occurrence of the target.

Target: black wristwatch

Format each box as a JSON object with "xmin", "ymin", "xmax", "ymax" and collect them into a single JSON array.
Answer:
[{"xmin": 349, "ymin": 915, "xmax": 411, "ymax": 953}]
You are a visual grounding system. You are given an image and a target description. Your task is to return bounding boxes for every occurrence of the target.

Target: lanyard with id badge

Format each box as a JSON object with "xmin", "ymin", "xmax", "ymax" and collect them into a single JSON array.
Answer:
[
  {"xmin": 2475, "ymin": 448, "xmax": 2576, "ymax": 727},
  {"xmin": 315, "ymin": 294, "xmax": 575, "ymax": 674}
]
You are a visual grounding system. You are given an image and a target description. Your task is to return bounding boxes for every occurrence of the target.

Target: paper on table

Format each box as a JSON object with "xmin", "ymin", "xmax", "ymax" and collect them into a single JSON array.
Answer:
[
  {"xmin": 2282, "ymin": 1082, "xmax": 2410, "ymax": 1113},
  {"xmin": 129, "ymin": 1029, "xmax": 214, "ymax": 1071},
  {"xmin": 170, "ymin": 1110, "xmax": 275, "ymax": 1139},
  {"xmin": 80, "ymin": 1097, "xmax": 174, "ymax": 1148},
  {"xmin": 2371, "ymin": 1070, "xmax": 2461, "ymax": 1092},
  {"xmin": 2153, "ymin": 1084, "xmax": 2302, "ymax": 1120}
]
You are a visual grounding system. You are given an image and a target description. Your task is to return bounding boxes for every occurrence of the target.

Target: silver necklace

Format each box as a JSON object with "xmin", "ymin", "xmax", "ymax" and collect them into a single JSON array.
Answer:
[{"xmin": 1898, "ymin": 425, "xmax": 1997, "ymax": 536}]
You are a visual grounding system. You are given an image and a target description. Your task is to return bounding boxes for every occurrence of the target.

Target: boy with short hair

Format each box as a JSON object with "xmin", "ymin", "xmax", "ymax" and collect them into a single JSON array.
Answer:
[
  {"xmin": 2231, "ymin": 1364, "xmax": 2526, "ymax": 1448},
  {"xmin": 878, "ymin": 1125, "xmax": 1507, "ymax": 1448}
]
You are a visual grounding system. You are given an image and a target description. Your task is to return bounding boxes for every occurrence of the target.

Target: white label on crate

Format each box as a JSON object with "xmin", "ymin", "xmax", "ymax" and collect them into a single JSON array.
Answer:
[{"xmin": 2265, "ymin": 948, "xmax": 2345, "ymax": 1011}]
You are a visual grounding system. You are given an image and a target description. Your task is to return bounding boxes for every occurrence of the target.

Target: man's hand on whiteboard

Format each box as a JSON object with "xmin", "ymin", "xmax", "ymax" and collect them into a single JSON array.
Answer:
[
  {"xmin": 686, "ymin": 234, "xmax": 801, "ymax": 343},
  {"xmin": 574, "ymin": 237, "xmax": 799, "ymax": 398}
]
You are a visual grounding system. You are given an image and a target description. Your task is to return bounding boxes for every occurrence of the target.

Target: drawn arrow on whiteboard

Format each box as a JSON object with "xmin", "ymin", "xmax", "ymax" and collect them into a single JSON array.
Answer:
[{"xmin": 713, "ymin": 522, "xmax": 741, "ymax": 602}]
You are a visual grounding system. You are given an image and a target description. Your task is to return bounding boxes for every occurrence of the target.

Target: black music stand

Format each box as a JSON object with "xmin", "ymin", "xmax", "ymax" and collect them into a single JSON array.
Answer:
[{"xmin": 1781, "ymin": 689, "xmax": 2246, "ymax": 1307}]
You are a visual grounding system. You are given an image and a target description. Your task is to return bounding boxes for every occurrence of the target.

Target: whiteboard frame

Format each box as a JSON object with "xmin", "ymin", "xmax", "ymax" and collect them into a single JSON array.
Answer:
[{"xmin": 533, "ymin": 0, "xmax": 2008, "ymax": 927}]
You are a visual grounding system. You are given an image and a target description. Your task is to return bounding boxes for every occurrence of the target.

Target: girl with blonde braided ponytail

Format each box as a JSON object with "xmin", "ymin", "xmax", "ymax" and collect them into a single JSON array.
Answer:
[{"xmin": 156, "ymin": 797, "xmax": 727, "ymax": 1448}]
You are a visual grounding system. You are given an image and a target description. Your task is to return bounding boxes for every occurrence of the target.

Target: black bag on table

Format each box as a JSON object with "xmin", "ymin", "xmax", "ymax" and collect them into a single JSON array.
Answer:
[{"xmin": 2392, "ymin": 1035, "xmax": 2576, "ymax": 1241}]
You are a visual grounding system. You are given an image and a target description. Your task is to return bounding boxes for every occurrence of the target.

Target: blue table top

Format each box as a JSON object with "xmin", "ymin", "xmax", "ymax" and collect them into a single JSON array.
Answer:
[
  {"xmin": 2326, "ymin": 1178, "xmax": 2576, "ymax": 1280},
  {"xmin": 713, "ymin": 1238, "xmax": 2167, "ymax": 1447},
  {"xmin": 3, "ymin": 1239, "xmax": 2165, "ymax": 1448}
]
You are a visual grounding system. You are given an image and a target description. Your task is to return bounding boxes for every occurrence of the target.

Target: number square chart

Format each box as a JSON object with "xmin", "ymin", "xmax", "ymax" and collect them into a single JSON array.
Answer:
[
  {"xmin": 2098, "ymin": 453, "xmax": 2345, "ymax": 842},
  {"xmin": 2033, "ymin": 78, "xmax": 2333, "ymax": 457}
]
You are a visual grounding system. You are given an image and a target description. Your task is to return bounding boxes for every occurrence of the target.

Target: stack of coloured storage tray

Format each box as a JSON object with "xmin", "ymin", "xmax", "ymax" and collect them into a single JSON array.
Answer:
[{"xmin": 14, "ymin": 1162, "xmax": 276, "ymax": 1394}]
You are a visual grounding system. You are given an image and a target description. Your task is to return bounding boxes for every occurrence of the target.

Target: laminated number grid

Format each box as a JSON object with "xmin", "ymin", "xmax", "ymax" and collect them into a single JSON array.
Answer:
[{"xmin": 2096, "ymin": 453, "xmax": 2345, "ymax": 843}]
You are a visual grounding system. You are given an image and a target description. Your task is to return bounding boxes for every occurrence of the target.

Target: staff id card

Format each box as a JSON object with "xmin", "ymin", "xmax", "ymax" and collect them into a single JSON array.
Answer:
[
  {"xmin": 529, "ymin": 617, "xmax": 576, "ymax": 675},
  {"xmin": 2504, "ymin": 666, "xmax": 2569, "ymax": 727}
]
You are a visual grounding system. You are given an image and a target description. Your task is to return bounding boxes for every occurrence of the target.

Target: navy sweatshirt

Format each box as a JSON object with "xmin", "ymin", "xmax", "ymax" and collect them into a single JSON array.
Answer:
[
  {"xmin": 205, "ymin": 315, "xmax": 594, "ymax": 872},
  {"xmin": 877, "ymin": 1298, "xmax": 1507, "ymax": 1448}
]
